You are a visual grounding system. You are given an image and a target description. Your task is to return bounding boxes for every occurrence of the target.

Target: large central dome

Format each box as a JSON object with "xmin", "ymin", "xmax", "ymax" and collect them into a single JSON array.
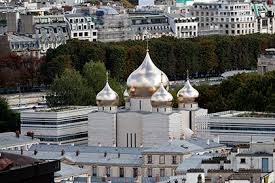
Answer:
[{"xmin": 127, "ymin": 51, "xmax": 169, "ymax": 98}]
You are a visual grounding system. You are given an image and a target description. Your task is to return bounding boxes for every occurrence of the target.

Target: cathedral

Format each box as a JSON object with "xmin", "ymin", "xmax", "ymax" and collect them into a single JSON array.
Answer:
[{"xmin": 88, "ymin": 48, "xmax": 207, "ymax": 147}]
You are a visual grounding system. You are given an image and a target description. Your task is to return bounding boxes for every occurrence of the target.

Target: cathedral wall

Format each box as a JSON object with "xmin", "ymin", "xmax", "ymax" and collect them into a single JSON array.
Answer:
[
  {"xmin": 142, "ymin": 113, "xmax": 169, "ymax": 147},
  {"xmin": 117, "ymin": 112, "xmax": 143, "ymax": 147},
  {"xmin": 168, "ymin": 113, "xmax": 183, "ymax": 139},
  {"xmin": 88, "ymin": 112, "xmax": 116, "ymax": 146}
]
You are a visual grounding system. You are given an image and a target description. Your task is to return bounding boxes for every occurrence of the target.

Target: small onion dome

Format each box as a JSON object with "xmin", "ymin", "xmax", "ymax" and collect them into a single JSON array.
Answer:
[
  {"xmin": 126, "ymin": 51, "xmax": 169, "ymax": 98},
  {"xmin": 177, "ymin": 79, "xmax": 199, "ymax": 103},
  {"xmin": 96, "ymin": 82, "xmax": 119, "ymax": 106},
  {"xmin": 123, "ymin": 89, "xmax": 130, "ymax": 102},
  {"xmin": 151, "ymin": 83, "xmax": 173, "ymax": 108}
]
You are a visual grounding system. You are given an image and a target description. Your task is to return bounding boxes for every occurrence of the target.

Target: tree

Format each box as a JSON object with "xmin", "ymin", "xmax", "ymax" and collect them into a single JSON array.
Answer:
[
  {"xmin": 47, "ymin": 69, "xmax": 95, "ymax": 106},
  {"xmin": 82, "ymin": 61, "xmax": 124, "ymax": 105},
  {"xmin": 0, "ymin": 97, "xmax": 20, "ymax": 132}
]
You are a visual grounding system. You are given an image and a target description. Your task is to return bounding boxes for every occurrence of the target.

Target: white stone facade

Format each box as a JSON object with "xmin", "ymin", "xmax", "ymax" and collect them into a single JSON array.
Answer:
[
  {"xmin": 65, "ymin": 13, "xmax": 97, "ymax": 42},
  {"xmin": 21, "ymin": 106, "xmax": 96, "ymax": 145},
  {"xmin": 195, "ymin": 111, "xmax": 275, "ymax": 145},
  {"xmin": 191, "ymin": 0, "xmax": 256, "ymax": 35}
]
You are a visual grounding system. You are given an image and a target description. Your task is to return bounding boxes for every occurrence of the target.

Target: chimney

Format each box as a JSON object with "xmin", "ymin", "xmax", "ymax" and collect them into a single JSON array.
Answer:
[
  {"xmin": 61, "ymin": 149, "xmax": 65, "ymax": 156},
  {"xmin": 118, "ymin": 152, "xmax": 120, "ymax": 158},
  {"xmin": 207, "ymin": 139, "xmax": 210, "ymax": 145},
  {"xmin": 104, "ymin": 152, "xmax": 107, "ymax": 157},
  {"xmin": 86, "ymin": 175, "xmax": 91, "ymax": 183},
  {"xmin": 155, "ymin": 174, "xmax": 160, "ymax": 182},
  {"xmin": 76, "ymin": 149, "xmax": 80, "ymax": 156},
  {"xmin": 34, "ymin": 149, "xmax": 38, "ymax": 155},
  {"xmin": 21, "ymin": 148, "xmax": 23, "ymax": 155},
  {"xmin": 15, "ymin": 130, "xmax": 20, "ymax": 138},
  {"xmin": 98, "ymin": 142, "xmax": 101, "ymax": 147},
  {"xmin": 31, "ymin": 131, "xmax": 34, "ymax": 139}
]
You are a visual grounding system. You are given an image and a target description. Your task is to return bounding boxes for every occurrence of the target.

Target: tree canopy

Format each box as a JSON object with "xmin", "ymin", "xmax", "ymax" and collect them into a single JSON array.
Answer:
[
  {"xmin": 40, "ymin": 34, "xmax": 275, "ymax": 84},
  {"xmin": 47, "ymin": 61, "xmax": 124, "ymax": 107},
  {"xmin": 0, "ymin": 97, "xmax": 20, "ymax": 132}
]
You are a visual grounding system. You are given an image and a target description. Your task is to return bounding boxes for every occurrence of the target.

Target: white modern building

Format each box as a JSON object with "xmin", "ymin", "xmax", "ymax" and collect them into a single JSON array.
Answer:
[
  {"xmin": 191, "ymin": 0, "xmax": 256, "ymax": 35},
  {"xmin": 88, "ymin": 48, "xmax": 207, "ymax": 148},
  {"xmin": 258, "ymin": 48, "xmax": 275, "ymax": 74},
  {"xmin": 65, "ymin": 13, "xmax": 97, "ymax": 42},
  {"xmin": 166, "ymin": 13, "xmax": 198, "ymax": 38},
  {"xmin": 20, "ymin": 106, "xmax": 96, "ymax": 145},
  {"xmin": 195, "ymin": 110, "xmax": 275, "ymax": 145}
]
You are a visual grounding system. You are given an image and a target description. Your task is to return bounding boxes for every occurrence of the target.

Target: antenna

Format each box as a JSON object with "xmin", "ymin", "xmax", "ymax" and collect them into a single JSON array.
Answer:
[
  {"xmin": 186, "ymin": 70, "xmax": 189, "ymax": 80},
  {"xmin": 161, "ymin": 72, "xmax": 163, "ymax": 84}
]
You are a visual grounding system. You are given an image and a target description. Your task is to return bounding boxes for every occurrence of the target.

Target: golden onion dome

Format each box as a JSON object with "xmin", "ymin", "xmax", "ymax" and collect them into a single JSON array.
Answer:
[
  {"xmin": 126, "ymin": 51, "xmax": 169, "ymax": 97},
  {"xmin": 177, "ymin": 79, "xmax": 199, "ymax": 103},
  {"xmin": 151, "ymin": 82, "xmax": 173, "ymax": 108},
  {"xmin": 123, "ymin": 89, "xmax": 130, "ymax": 102},
  {"xmin": 96, "ymin": 81, "xmax": 119, "ymax": 106}
]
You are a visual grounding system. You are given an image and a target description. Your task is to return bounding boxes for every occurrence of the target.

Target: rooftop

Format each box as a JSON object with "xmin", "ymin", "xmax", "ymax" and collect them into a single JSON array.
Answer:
[
  {"xmin": 0, "ymin": 132, "xmax": 39, "ymax": 149},
  {"xmin": 55, "ymin": 163, "xmax": 87, "ymax": 180},
  {"xmin": 207, "ymin": 110, "xmax": 275, "ymax": 119},
  {"xmin": 143, "ymin": 138, "xmax": 224, "ymax": 154},
  {"xmin": 29, "ymin": 144, "xmax": 144, "ymax": 154},
  {"xmin": 8, "ymin": 35, "xmax": 36, "ymax": 43},
  {"xmin": 26, "ymin": 106, "xmax": 97, "ymax": 113}
]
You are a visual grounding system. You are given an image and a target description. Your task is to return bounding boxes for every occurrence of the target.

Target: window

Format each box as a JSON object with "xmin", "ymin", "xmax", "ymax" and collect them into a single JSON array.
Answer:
[
  {"xmin": 148, "ymin": 168, "xmax": 152, "ymax": 177},
  {"xmin": 148, "ymin": 155, "xmax": 152, "ymax": 164},
  {"xmin": 119, "ymin": 167, "xmax": 124, "ymax": 177},
  {"xmin": 172, "ymin": 156, "xmax": 177, "ymax": 164},
  {"xmin": 240, "ymin": 158, "xmax": 246, "ymax": 164},
  {"xmin": 79, "ymin": 32, "xmax": 83, "ymax": 37},
  {"xmin": 133, "ymin": 168, "xmax": 138, "ymax": 178},
  {"xmin": 106, "ymin": 167, "xmax": 111, "ymax": 177},
  {"xmin": 84, "ymin": 32, "xmax": 88, "ymax": 36},
  {"xmin": 92, "ymin": 166, "xmax": 97, "ymax": 176},
  {"xmin": 160, "ymin": 168, "xmax": 165, "ymax": 177},
  {"xmin": 93, "ymin": 32, "xmax": 97, "ymax": 36},
  {"xmin": 159, "ymin": 155, "xmax": 165, "ymax": 164}
]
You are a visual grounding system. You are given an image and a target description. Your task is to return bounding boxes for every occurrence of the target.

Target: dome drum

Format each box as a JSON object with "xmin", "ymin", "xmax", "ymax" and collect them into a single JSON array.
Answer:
[
  {"xmin": 96, "ymin": 98, "xmax": 119, "ymax": 107},
  {"xmin": 151, "ymin": 101, "xmax": 173, "ymax": 108},
  {"xmin": 123, "ymin": 89, "xmax": 130, "ymax": 102}
]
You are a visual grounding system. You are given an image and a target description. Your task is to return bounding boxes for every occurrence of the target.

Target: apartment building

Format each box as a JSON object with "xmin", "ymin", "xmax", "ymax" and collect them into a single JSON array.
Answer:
[
  {"xmin": 65, "ymin": 13, "xmax": 97, "ymax": 42},
  {"xmin": 252, "ymin": 3, "xmax": 275, "ymax": 34},
  {"xmin": 258, "ymin": 48, "xmax": 275, "ymax": 74},
  {"xmin": 166, "ymin": 13, "xmax": 198, "ymax": 38},
  {"xmin": 20, "ymin": 14, "xmax": 69, "ymax": 53},
  {"xmin": 130, "ymin": 14, "xmax": 173, "ymax": 40},
  {"xmin": 191, "ymin": 0, "xmax": 256, "ymax": 35}
]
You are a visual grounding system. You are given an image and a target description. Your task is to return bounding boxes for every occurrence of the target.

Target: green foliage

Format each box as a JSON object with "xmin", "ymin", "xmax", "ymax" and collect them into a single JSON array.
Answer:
[
  {"xmin": 42, "ymin": 34, "xmax": 275, "ymax": 85},
  {"xmin": 47, "ymin": 62, "xmax": 124, "ymax": 107},
  {"xmin": 196, "ymin": 71, "xmax": 275, "ymax": 113},
  {"xmin": 47, "ymin": 69, "xmax": 95, "ymax": 106},
  {"xmin": 0, "ymin": 97, "xmax": 20, "ymax": 132}
]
